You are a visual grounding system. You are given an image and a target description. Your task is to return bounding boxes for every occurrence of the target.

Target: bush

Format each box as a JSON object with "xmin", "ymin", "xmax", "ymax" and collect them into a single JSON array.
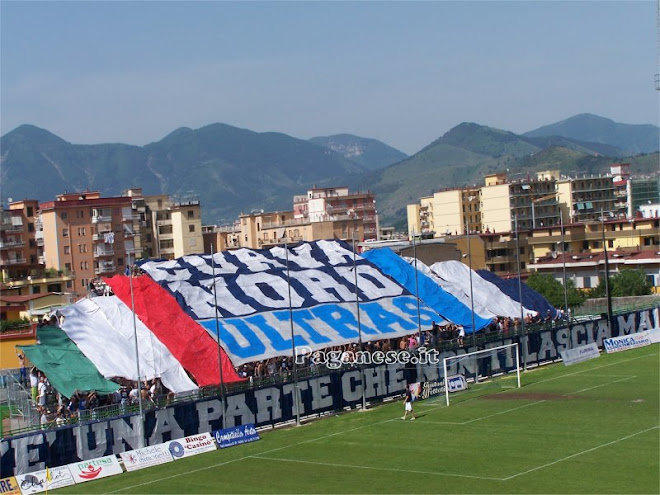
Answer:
[{"xmin": 0, "ymin": 318, "xmax": 31, "ymax": 333}]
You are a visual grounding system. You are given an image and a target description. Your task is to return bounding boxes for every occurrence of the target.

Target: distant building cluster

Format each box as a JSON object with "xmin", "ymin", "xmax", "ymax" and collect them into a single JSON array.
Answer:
[
  {"xmin": 1, "ymin": 186, "xmax": 381, "ymax": 318},
  {"xmin": 404, "ymin": 163, "xmax": 660, "ymax": 292},
  {"xmin": 2, "ymin": 163, "xmax": 659, "ymax": 325}
]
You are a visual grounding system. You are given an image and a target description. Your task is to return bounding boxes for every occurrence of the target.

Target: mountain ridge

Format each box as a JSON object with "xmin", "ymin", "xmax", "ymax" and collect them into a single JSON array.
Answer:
[{"xmin": 1, "ymin": 115, "xmax": 657, "ymax": 229}]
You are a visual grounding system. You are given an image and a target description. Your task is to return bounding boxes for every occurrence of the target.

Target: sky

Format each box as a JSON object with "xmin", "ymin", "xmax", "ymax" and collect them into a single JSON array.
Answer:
[{"xmin": 1, "ymin": 1, "xmax": 658, "ymax": 155}]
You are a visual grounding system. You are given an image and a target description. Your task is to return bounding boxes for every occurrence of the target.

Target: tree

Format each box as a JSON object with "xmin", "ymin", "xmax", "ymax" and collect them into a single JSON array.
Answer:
[
  {"xmin": 525, "ymin": 272, "xmax": 586, "ymax": 309},
  {"xmin": 592, "ymin": 269, "xmax": 652, "ymax": 298}
]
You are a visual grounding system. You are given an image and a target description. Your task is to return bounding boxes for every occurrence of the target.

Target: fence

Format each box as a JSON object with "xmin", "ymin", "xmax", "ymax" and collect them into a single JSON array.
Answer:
[{"xmin": 1, "ymin": 303, "xmax": 657, "ymax": 439}]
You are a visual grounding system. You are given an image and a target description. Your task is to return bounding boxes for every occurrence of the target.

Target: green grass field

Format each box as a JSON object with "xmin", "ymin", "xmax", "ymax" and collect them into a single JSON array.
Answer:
[{"xmin": 56, "ymin": 345, "xmax": 659, "ymax": 494}]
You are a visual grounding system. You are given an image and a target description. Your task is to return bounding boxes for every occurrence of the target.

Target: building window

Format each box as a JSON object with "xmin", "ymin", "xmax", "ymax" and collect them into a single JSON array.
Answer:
[
  {"xmin": 63, "ymin": 228, "xmax": 69, "ymax": 237},
  {"xmin": 27, "ymin": 207, "xmax": 33, "ymax": 217},
  {"xmin": 78, "ymin": 244, "xmax": 87, "ymax": 253},
  {"xmin": 66, "ymin": 280, "xmax": 73, "ymax": 289},
  {"xmin": 61, "ymin": 212, "xmax": 68, "ymax": 220},
  {"xmin": 583, "ymin": 277, "xmax": 592, "ymax": 289},
  {"xmin": 64, "ymin": 246, "xmax": 70, "ymax": 254},
  {"xmin": 77, "ymin": 210, "xmax": 84, "ymax": 218},
  {"xmin": 28, "ymin": 223, "xmax": 34, "ymax": 232},
  {"xmin": 65, "ymin": 263, "xmax": 72, "ymax": 271},
  {"xmin": 608, "ymin": 240, "xmax": 614, "ymax": 248},
  {"xmin": 187, "ymin": 210, "xmax": 195, "ymax": 219},
  {"xmin": 189, "ymin": 224, "xmax": 195, "ymax": 233},
  {"xmin": 118, "ymin": 258, "xmax": 124, "ymax": 266},
  {"xmin": 78, "ymin": 227, "xmax": 86, "ymax": 236},
  {"xmin": 29, "ymin": 239, "xmax": 36, "ymax": 248}
]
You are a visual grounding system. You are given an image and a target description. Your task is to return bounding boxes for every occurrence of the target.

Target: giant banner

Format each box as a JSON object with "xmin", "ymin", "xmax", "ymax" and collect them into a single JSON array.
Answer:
[
  {"xmin": 1, "ymin": 307, "xmax": 657, "ymax": 477},
  {"xmin": 137, "ymin": 240, "xmax": 444, "ymax": 365}
]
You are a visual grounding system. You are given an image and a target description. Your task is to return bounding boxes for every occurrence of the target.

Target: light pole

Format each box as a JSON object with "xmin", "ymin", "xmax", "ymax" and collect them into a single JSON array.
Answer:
[
  {"xmin": 283, "ymin": 233, "xmax": 301, "ymax": 426},
  {"xmin": 466, "ymin": 203, "xmax": 476, "ymax": 348},
  {"xmin": 352, "ymin": 231, "xmax": 367, "ymax": 411},
  {"xmin": 211, "ymin": 244, "xmax": 227, "ymax": 430},
  {"xmin": 127, "ymin": 250, "xmax": 145, "ymax": 448},
  {"xmin": 411, "ymin": 228, "xmax": 422, "ymax": 342},
  {"xmin": 514, "ymin": 214, "xmax": 527, "ymax": 370},
  {"xmin": 600, "ymin": 210, "xmax": 613, "ymax": 333},
  {"xmin": 560, "ymin": 211, "xmax": 570, "ymax": 348}
]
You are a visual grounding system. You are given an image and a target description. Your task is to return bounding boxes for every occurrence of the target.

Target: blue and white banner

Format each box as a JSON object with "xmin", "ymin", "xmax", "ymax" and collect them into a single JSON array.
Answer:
[
  {"xmin": 213, "ymin": 424, "xmax": 261, "ymax": 449},
  {"xmin": 139, "ymin": 240, "xmax": 443, "ymax": 365},
  {"xmin": 560, "ymin": 343, "xmax": 600, "ymax": 366},
  {"xmin": 446, "ymin": 375, "xmax": 468, "ymax": 393}
]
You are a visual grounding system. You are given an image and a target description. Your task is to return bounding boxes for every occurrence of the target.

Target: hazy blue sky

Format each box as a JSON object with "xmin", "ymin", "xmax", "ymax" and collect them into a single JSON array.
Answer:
[{"xmin": 1, "ymin": 1, "xmax": 657, "ymax": 154}]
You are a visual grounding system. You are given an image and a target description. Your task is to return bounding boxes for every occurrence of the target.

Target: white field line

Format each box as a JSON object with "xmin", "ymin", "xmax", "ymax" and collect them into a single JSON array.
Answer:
[
  {"xmin": 249, "ymin": 424, "xmax": 659, "ymax": 483},
  {"xmin": 105, "ymin": 351, "xmax": 656, "ymax": 493},
  {"xmin": 248, "ymin": 455, "xmax": 503, "ymax": 481},
  {"xmin": 502, "ymin": 425, "xmax": 660, "ymax": 481},
  {"xmin": 105, "ymin": 418, "xmax": 398, "ymax": 494}
]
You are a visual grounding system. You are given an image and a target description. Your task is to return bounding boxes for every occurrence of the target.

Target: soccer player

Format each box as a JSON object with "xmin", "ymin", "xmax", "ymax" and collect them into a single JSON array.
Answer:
[{"xmin": 401, "ymin": 386, "xmax": 416, "ymax": 421}]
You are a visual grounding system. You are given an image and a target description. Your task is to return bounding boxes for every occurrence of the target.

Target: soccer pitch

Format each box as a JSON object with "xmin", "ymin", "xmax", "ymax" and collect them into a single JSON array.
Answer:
[{"xmin": 56, "ymin": 345, "xmax": 659, "ymax": 494}]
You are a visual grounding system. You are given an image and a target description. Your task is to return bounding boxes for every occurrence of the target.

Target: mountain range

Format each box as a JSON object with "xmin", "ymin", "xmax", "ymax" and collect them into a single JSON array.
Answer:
[{"xmin": 1, "ymin": 113, "xmax": 657, "ymax": 228}]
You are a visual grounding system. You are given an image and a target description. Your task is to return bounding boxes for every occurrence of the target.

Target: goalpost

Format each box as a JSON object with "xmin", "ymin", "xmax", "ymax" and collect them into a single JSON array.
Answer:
[{"xmin": 442, "ymin": 342, "xmax": 521, "ymax": 406}]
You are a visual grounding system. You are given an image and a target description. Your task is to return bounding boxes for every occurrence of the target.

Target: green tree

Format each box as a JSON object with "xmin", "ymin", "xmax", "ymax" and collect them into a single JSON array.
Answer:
[
  {"xmin": 526, "ymin": 272, "xmax": 587, "ymax": 309},
  {"xmin": 592, "ymin": 269, "xmax": 652, "ymax": 298}
]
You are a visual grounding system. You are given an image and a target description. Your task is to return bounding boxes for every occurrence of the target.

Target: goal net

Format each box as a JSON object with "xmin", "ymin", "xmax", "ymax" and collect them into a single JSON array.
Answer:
[{"xmin": 442, "ymin": 343, "xmax": 521, "ymax": 406}]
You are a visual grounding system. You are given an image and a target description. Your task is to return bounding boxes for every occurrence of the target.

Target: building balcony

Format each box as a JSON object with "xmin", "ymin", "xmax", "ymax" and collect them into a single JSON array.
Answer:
[
  {"xmin": 0, "ymin": 240, "xmax": 25, "ymax": 249},
  {"xmin": 2, "ymin": 271, "xmax": 75, "ymax": 289},
  {"xmin": 95, "ymin": 262, "xmax": 116, "ymax": 274},
  {"xmin": 1, "ymin": 257, "xmax": 27, "ymax": 266},
  {"xmin": 94, "ymin": 248, "xmax": 115, "ymax": 258},
  {"xmin": 122, "ymin": 214, "xmax": 140, "ymax": 222},
  {"xmin": 91, "ymin": 215, "xmax": 112, "ymax": 224}
]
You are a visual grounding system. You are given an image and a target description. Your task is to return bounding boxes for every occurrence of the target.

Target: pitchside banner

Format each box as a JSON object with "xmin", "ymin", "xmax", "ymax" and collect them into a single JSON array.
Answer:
[
  {"xmin": 0, "ymin": 477, "xmax": 20, "ymax": 495},
  {"xmin": 1, "ymin": 306, "xmax": 658, "ymax": 477},
  {"xmin": 14, "ymin": 466, "xmax": 75, "ymax": 494},
  {"xmin": 214, "ymin": 424, "xmax": 260, "ymax": 449},
  {"xmin": 603, "ymin": 331, "xmax": 652, "ymax": 353},
  {"xmin": 560, "ymin": 343, "xmax": 600, "ymax": 366},
  {"xmin": 67, "ymin": 455, "xmax": 123, "ymax": 484},
  {"xmin": 139, "ymin": 240, "xmax": 443, "ymax": 365},
  {"xmin": 166, "ymin": 433, "xmax": 216, "ymax": 460},
  {"xmin": 119, "ymin": 444, "xmax": 172, "ymax": 472}
]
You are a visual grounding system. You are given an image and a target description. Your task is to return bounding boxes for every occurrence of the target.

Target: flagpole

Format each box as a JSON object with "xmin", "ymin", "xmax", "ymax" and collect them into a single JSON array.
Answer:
[
  {"xmin": 411, "ymin": 228, "xmax": 422, "ymax": 342},
  {"xmin": 211, "ymin": 244, "xmax": 227, "ymax": 430},
  {"xmin": 352, "ymin": 231, "xmax": 367, "ymax": 411},
  {"xmin": 514, "ymin": 214, "xmax": 527, "ymax": 371},
  {"xmin": 127, "ymin": 250, "xmax": 145, "ymax": 448},
  {"xmin": 284, "ymin": 235, "xmax": 301, "ymax": 426},
  {"xmin": 560, "ymin": 211, "xmax": 571, "ymax": 349}
]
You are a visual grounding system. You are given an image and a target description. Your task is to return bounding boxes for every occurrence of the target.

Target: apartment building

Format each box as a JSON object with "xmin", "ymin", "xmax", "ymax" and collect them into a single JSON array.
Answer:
[
  {"xmin": 1, "ymin": 199, "xmax": 78, "ymax": 298},
  {"xmin": 143, "ymin": 195, "xmax": 203, "ymax": 260},
  {"xmin": 237, "ymin": 209, "xmax": 364, "ymax": 249},
  {"xmin": 293, "ymin": 186, "xmax": 378, "ymax": 241},
  {"xmin": 480, "ymin": 172, "xmax": 560, "ymax": 233},
  {"xmin": 39, "ymin": 192, "xmax": 140, "ymax": 297},
  {"xmin": 407, "ymin": 187, "xmax": 481, "ymax": 239},
  {"xmin": 557, "ymin": 174, "xmax": 616, "ymax": 223},
  {"xmin": 1, "ymin": 199, "xmax": 40, "ymax": 280}
]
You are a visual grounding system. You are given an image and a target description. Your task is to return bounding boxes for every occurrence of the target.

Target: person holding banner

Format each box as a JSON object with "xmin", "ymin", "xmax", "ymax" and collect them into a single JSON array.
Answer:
[{"xmin": 401, "ymin": 386, "xmax": 416, "ymax": 421}]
